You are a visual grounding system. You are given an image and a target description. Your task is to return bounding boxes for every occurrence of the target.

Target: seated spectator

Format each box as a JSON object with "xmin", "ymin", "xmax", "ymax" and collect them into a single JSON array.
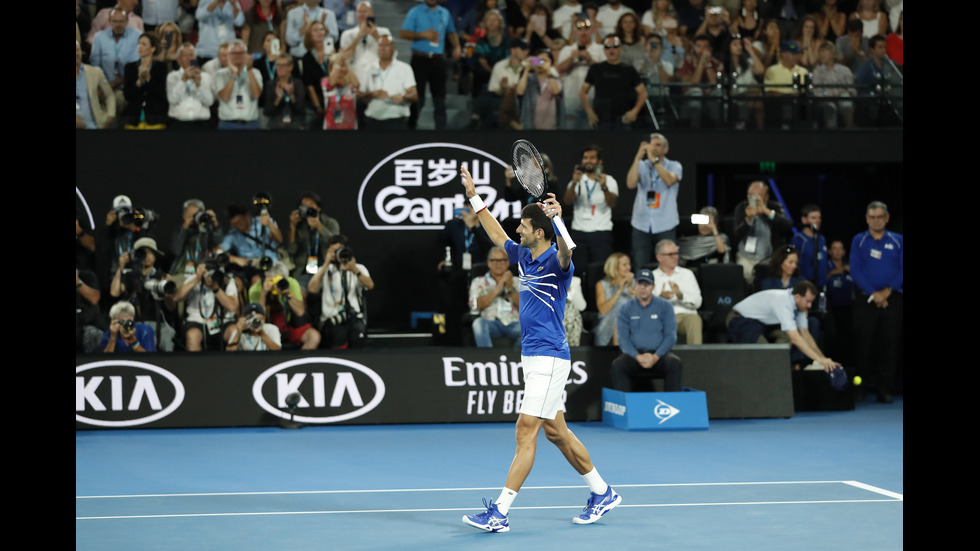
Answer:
[
  {"xmin": 322, "ymin": 52, "xmax": 360, "ymax": 130},
  {"xmin": 249, "ymin": 261, "xmax": 322, "ymax": 350},
  {"xmin": 637, "ymin": 35, "xmax": 675, "ymax": 117},
  {"xmin": 172, "ymin": 256, "xmax": 241, "ymax": 351},
  {"xmin": 762, "ymin": 41, "xmax": 809, "ymax": 128},
  {"xmin": 811, "ymin": 41, "xmax": 855, "ymax": 128},
  {"xmin": 594, "ymin": 252, "xmax": 635, "ymax": 347},
  {"xmin": 732, "ymin": 180, "xmax": 792, "ymax": 284},
  {"xmin": 721, "ymin": 33, "xmax": 765, "ymax": 129},
  {"xmin": 242, "ymin": 0, "xmax": 284, "ymax": 55},
  {"xmin": 516, "ymin": 48, "xmax": 564, "ymax": 130},
  {"xmin": 470, "ymin": 9, "xmax": 510, "ymax": 101},
  {"xmin": 678, "ymin": 206, "xmax": 730, "ymax": 267},
  {"xmin": 109, "ymin": 237, "xmax": 178, "ymax": 351},
  {"xmin": 849, "ymin": 0, "xmax": 888, "ymax": 39},
  {"xmin": 76, "ymin": 40, "xmax": 116, "ymax": 129},
  {"xmin": 753, "ymin": 18, "xmax": 782, "ymax": 69},
  {"xmin": 565, "ymin": 274, "xmax": 587, "ymax": 347},
  {"xmin": 471, "ymin": 37, "xmax": 529, "ymax": 129},
  {"xmin": 758, "ymin": 245, "xmax": 804, "ymax": 291},
  {"xmin": 358, "ymin": 35, "xmax": 418, "ymax": 130},
  {"xmin": 87, "ymin": 0, "xmax": 143, "ymax": 45},
  {"xmin": 595, "ymin": 0, "xmax": 635, "ymax": 37},
  {"xmin": 102, "ymin": 301, "xmax": 157, "ymax": 353},
  {"xmin": 226, "ymin": 302, "xmax": 282, "ymax": 351},
  {"xmin": 263, "ymin": 53, "xmax": 307, "ymax": 129},
  {"xmin": 675, "ymin": 34, "xmax": 722, "ymax": 128},
  {"xmin": 611, "ymin": 268, "xmax": 683, "ymax": 392},
  {"xmin": 726, "ymin": 280, "xmax": 837, "ymax": 371},
  {"xmin": 202, "ymin": 42, "xmax": 232, "ymax": 80},
  {"xmin": 834, "ymin": 18, "xmax": 869, "ymax": 73},
  {"xmin": 285, "ymin": 191, "xmax": 342, "ymax": 288},
  {"xmin": 523, "ymin": 2, "xmax": 564, "ymax": 55},
  {"xmin": 467, "ymin": 247, "xmax": 521, "ymax": 348},
  {"xmin": 166, "ymin": 43, "xmax": 215, "ymax": 129},
  {"xmin": 792, "ymin": 15, "xmax": 823, "ymax": 70},
  {"xmin": 886, "ymin": 11, "xmax": 902, "ymax": 68},
  {"xmin": 254, "ymin": 31, "xmax": 287, "ymax": 86},
  {"xmin": 195, "ymin": 0, "xmax": 245, "ymax": 64},
  {"xmin": 214, "ymin": 39, "xmax": 264, "ymax": 129},
  {"xmin": 307, "ymin": 235, "xmax": 375, "ymax": 349},
  {"xmin": 652, "ymin": 239, "xmax": 703, "ymax": 344},
  {"xmin": 123, "ymin": 33, "xmax": 170, "ymax": 129}
]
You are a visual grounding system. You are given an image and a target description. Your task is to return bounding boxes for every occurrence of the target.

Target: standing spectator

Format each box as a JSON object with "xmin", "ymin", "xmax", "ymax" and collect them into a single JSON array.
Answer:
[
  {"xmin": 811, "ymin": 41, "xmax": 855, "ymax": 128},
  {"xmin": 637, "ymin": 34, "xmax": 675, "ymax": 118},
  {"xmin": 849, "ymin": 201, "xmax": 902, "ymax": 403},
  {"xmin": 595, "ymin": 0, "xmax": 635, "ymax": 35},
  {"xmin": 286, "ymin": 191, "xmax": 342, "ymax": 287},
  {"xmin": 470, "ymin": 37, "xmax": 528, "ymax": 129},
  {"xmin": 516, "ymin": 48, "xmax": 564, "ymax": 129},
  {"xmin": 322, "ymin": 52, "xmax": 361, "ymax": 129},
  {"xmin": 754, "ymin": 18, "xmax": 782, "ymax": 69},
  {"xmin": 286, "ymin": 0, "xmax": 340, "ymax": 59},
  {"xmin": 358, "ymin": 35, "xmax": 418, "ymax": 129},
  {"xmin": 340, "ymin": 2, "xmax": 391, "ymax": 84},
  {"xmin": 886, "ymin": 10, "xmax": 902, "ymax": 68},
  {"xmin": 730, "ymin": 0, "xmax": 762, "ymax": 40},
  {"xmin": 652, "ymin": 239, "xmax": 703, "ymax": 345},
  {"xmin": 226, "ymin": 303, "xmax": 283, "ymax": 351},
  {"xmin": 523, "ymin": 2, "xmax": 563, "ymax": 53},
  {"xmin": 732, "ymin": 180, "xmax": 793, "ymax": 284},
  {"xmin": 676, "ymin": 34, "xmax": 723, "ymax": 127},
  {"xmin": 790, "ymin": 204, "xmax": 831, "ymax": 289},
  {"xmin": 563, "ymin": 144, "xmax": 618, "ymax": 267},
  {"xmin": 468, "ymin": 247, "xmax": 522, "ymax": 348},
  {"xmin": 720, "ymin": 33, "xmax": 765, "ymax": 129},
  {"xmin": 87, "ymin": 0, "xmax": 144, "ymax": 45},
  {"xmin": 553, "ymin": 0, "xmax": 584, "ymax": 41},
  {"xmin": 580, "ymin": 34, "xmax": 646, "ymax": 129},
  {"xmin": 564, "ymin": 274, "xmax": 587, "ymax": 347},
  {"xmin": 123, "ymin": 33, "xmax": 170, "ymax": 129},
  {"xmin": 400, "ymin": 0, "xmax": 463, "ymax": 129},
  {"xmin": 593, "ymin": 252, "xmax": 635, "ymax": 347},
  {"xmin": 249, "ymin": 262, "xmax": 322, "ymax": 350},
  {"xmin": 825, "ymin": 239, "xmax": 855, "ymax": 365},
  {"xmin": 263, "ymin": 53, "xmax": 308, "ymax": 129},
  {"xmin": 202, "ymin": 42, "xmax": 233, "ymax": 80},
  {"xmin": 792, "ymin": 15, "xmax": 823, "ymax": 70},
  {"xmin": 142, "ymin": 0, "xmax": 182, "ymax": 33},
  {"xmin": 196, "ymin": 0, "xmax": 246, "ymax": 63},
  {"xmin": 834, "ymin": 18, "xmax": 869, "ymax": 73},
  {"xmin": 616, "ymin": 11, "xmax": 646, "ymax": 73},
  {"xmin": 641, "ymin": 0, "xmax": 679, "ymax": 40},
  {"xmin": 324, "ymin": 0, "xmax": 358, "ymax": 34},
  {"xmin": 814, "ymin": 0, "xmax": 847, "ymax": 43},
  {"xmin": 167, "ymin": 43, "xmax": 215, "ymax": 129},
  {"xmin": 849, "ymin": 0, "xmax": 888, "ymax": 39},
  {"xmin": 154, "ymin": 22, "xmax": 184, "ymax": 71},
  {"xmin": 625, "ymin": 132, "xmax": 682, "ymax": 270},
  {"xmin": 471, "ymin": 9, "xmax": 511, "ymax": 101},
  {"xmin": 102, "ymin": 301, "xmax": 157, "ymax": 353},
  {"xmin": 611, "ymin": 268, "xmax": 683, "ymax": 392},
  {"xmin": 76, "ymin": 40, "xmax": 117, "ymax": 129},
  {"xmin": 214, "ymin": 39, "xmax": 264, "ymax": 129},
  {"xmin": 556, "ymin": 16, "xmax": 605, "ymax": 129},
  {"xmin": 90, "ymin": 7, "xmax": 141, "ymax": 123},
  {"xmin": 678, "ymin": 205, "xmax": 730, "ymax": 267},
  {"xmin": 302, "ymin": 20, "xmax": 335, "ymax": 126},
  {"xmin": 243, "ymin": 0, "xmax": 284, "ymax": 54}
]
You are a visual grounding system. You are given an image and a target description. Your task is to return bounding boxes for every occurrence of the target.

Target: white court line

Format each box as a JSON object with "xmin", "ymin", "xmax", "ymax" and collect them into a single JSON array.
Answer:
[
  {"xmin": 75, "ymin": 480, "xmax": 886, "ymax": 500},
  {"xmin": 843, "ymin": 480, "xmax": 904, "ymax": 501},
  {"xmin": 76, "ymin": 499, "xmax": 902, "ymax": 521}
]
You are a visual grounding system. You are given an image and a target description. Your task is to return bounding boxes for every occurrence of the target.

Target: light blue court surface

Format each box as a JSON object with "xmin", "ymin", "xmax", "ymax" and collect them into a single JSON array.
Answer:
[{"xmin": 77, "ymin": 398, "xmax": 903, "ymax": 550}]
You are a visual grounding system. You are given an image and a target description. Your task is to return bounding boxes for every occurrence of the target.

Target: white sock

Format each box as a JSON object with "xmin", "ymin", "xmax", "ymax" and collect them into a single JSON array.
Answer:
[
  {"xmin": 582, "ymin": 468, "xmax": 608, "ymax": 495},
  {"xmin": 495, "ymin": 488, "xmax": 518, "ymax": 515}
]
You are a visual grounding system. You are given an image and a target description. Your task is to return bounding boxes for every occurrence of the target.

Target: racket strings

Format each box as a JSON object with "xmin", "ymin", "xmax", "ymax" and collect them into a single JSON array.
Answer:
[{"xmin": 513, "ymin": 144, "xmax": 546, "ymax": 197}]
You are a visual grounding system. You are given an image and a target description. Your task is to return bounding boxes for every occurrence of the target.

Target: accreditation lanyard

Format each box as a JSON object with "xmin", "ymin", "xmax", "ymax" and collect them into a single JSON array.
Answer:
[{"xmin": 585, "ymin": 179, "xmax": 599, "ymax": 216}]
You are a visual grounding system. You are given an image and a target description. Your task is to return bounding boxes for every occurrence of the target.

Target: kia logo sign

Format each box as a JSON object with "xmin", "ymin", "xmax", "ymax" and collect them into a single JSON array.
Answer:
[
  {"xmin": 252, "ymin": 358, "xmax": 386, "ymax": 423},
  {"xmin": 357, "ymin": 142, "xmax": 516, "ymax": 230},
  {"xmin": 76, "ymin": 360, "xmax": 186, "ymax": 427}
]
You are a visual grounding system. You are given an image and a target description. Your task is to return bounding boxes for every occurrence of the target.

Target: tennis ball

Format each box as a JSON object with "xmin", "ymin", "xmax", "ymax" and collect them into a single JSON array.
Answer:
[{"xmin": 853, "ymin": 376, "xmax": 862, "ymax": 386}]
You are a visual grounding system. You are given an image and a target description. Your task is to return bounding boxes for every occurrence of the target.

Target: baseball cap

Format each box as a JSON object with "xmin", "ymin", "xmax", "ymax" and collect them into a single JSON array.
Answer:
[
  {"xmin": 113, "ymin": 195, "xmax": 132, "ymax": 209},
  {"xmin": 512, "ymin": 38, "xmax": 530, "ymax": 50},
  {"xmin": 244, "ymin": 303, "xmax": 265, "ymax": 317},
  {"xmin": 826, "ymin": 366, "xmax": 848, "ymax": 391},
  {"xmin": 635, "ymin": 268, "xmax": 655, "ymax": 284},
  {"xmin": 132, "ymin": 237, "xmax": 162, "ymax": 255},
  {"xmin": 780, "ymin": 41, "xmax": 801, "ymax": 54}
]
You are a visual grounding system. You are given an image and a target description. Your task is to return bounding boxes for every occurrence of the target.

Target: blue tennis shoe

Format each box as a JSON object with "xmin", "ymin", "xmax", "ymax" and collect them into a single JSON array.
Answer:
[
  {"xmin": 572, "ymin": 486, "xmax": 621, "ymax": 524},
  {"xmin": 462, "ymin": 498, "xmax": 510, "ymax": 532}
]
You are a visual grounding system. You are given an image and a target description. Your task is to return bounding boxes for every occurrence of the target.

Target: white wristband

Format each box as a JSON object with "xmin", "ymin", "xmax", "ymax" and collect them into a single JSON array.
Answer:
[{"xmin": 469, "ymin": 194, "xmax": 487, "ymax": 213}]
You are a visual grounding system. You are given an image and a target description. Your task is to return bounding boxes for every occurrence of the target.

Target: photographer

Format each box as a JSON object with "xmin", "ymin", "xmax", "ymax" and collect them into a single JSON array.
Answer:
[
  {"xmin": 308, "ymin": 235, "xmax": 374, "ymax": 349},
  {"xmin": 102, "ymin": 301, "xmax": 156, "ymax": 353},
  {"xmin": 249, "ymin": 261, "xmax": 321, "ymax": 350},
  {"xmin": 218, "ymin": 198, "xmax": 284, "ymax": 284},
  {"xmin": 170, "ymin": 198, "xmax": 224, "ymax": 279},
  {"xmin": 96, "ymin": 194, "xmax": 159, "ymax": 298},
  {"xmin": 172, "ymin": 256, "xmax": 241, "ymax": 351},
  {"xmin": 285, "ymin": 192, "xmax": 341, "ymax": 290},
  {"xmin": 563, "ymin": 144, "xmax": 619, "ymax": 267},
  {"xmin": 226, "ymin": 303, "xmax": 282, "ymax": 351},
  {"xmin": 109, "ymin": 237, "xmax": 178, "ymax": 351}
]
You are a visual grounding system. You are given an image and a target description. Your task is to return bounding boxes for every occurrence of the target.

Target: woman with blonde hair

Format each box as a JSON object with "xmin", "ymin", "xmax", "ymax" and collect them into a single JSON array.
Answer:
[
  {"xmin": 321, "ymin": 52, "xmax": 360, "ymax": 129},
  {"xmin": 593, "ymin": 252, "xmax": 635, "ymax": 346},
  {"xmin": 154, "ymin": 21, "xmax": 183, "ymax": 70}
]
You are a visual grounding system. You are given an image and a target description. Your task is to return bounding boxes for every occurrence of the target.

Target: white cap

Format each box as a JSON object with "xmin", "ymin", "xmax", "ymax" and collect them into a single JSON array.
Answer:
[{"xmin": 113, "ymin": 195, "xmax": 132, "ymax": 209}]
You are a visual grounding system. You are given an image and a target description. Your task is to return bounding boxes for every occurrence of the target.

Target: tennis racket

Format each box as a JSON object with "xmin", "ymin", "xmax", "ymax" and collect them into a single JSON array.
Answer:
[{"xmin": 509, "ymin": 139, "xmax": 577, "ymax": 250}]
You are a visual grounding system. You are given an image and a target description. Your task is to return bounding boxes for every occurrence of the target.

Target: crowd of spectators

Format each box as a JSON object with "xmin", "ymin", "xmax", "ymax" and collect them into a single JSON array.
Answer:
[{"xmin": 76, "ymin": 0, "xmax": 903, "ymax": 130}]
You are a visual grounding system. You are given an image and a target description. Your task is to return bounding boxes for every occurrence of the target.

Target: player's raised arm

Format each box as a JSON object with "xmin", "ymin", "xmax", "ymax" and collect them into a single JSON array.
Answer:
[
  {"xmin": 539, "ymin": 193, "xmax": 572, "ymax": 270},
  {"xmin": 461, "ymin": 165, "xmax": 510, "ymax": 249}
]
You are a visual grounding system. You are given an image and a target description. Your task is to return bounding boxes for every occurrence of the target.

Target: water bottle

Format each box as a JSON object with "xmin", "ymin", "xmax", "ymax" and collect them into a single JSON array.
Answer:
[{"xmin": 443, "ymin": 246, "xmax": 453, "ymax": 273}]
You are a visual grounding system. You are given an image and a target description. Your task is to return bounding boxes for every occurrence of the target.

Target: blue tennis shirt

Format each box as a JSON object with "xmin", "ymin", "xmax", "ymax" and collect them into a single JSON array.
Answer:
[{"xmin": 505, "ymin": 240, "xmax": 573, "ymax": 360}]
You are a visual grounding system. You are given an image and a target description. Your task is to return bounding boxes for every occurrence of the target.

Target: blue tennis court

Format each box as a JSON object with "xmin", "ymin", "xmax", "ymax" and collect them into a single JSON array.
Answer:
[{"xmin": 77, "ymin": 398, "xmax": 903, "ymax": 550}]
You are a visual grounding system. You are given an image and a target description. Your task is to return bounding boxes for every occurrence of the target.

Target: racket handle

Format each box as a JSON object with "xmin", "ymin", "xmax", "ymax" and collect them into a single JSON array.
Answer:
[{"xmin": 552, "ymin": 217, "xmax": 577, "ymax": 250}]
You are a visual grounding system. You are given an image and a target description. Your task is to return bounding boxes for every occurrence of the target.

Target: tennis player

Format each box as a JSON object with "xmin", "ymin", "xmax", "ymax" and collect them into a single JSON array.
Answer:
[{"xmin": 459, "ymin": 165, "xmax": 620, "ymax": 532}]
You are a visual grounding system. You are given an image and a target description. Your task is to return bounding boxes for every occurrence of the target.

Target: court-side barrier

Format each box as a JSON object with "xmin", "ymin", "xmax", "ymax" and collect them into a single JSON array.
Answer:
[{"xmin": 75, "ymin": 345, "xmax": 793, "ymax": 430}]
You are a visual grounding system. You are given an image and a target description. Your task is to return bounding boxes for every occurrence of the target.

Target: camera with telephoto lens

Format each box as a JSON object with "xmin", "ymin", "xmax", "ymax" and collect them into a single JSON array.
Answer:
[
  {"xmin": 118, "ymin": 206, "xmax": 158, "ymax": 231},
  {"xmin": 336, "ymin": 246, "xmax": 354, "ymax": 264},
  {"xmin": 118, "ymin": 318, "xmax": 136, "ymax": 331},
  {"xmin": 246, "ymin": 313, "xmax": 264, "ymax": 332},
  {"xmin": 252, "ymin": 192, "xmax": 272, "ymax": 216},
  {"xmin": 297, "ymin": 205, "xmax": 319, "ymax": 220},
  {"xmin": 204, "ymin": 256, "xmax": 232, "ymax": 288},
  {"xmin": 269, "ymin": 274, "xmax": 291, "ymax": 296},
  {"xmin": 143, "ymin": 278, "xmax": 177, "ymax": 300},
  {"xmin": 194, "ymin": 209, "xmax": 213, "ymax": 227}
]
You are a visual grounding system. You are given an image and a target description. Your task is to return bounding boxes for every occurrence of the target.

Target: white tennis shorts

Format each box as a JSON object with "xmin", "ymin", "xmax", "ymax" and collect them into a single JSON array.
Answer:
[{"xmin": 519, "ymin": 355, "xmax": 570, "ymax": 419}]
